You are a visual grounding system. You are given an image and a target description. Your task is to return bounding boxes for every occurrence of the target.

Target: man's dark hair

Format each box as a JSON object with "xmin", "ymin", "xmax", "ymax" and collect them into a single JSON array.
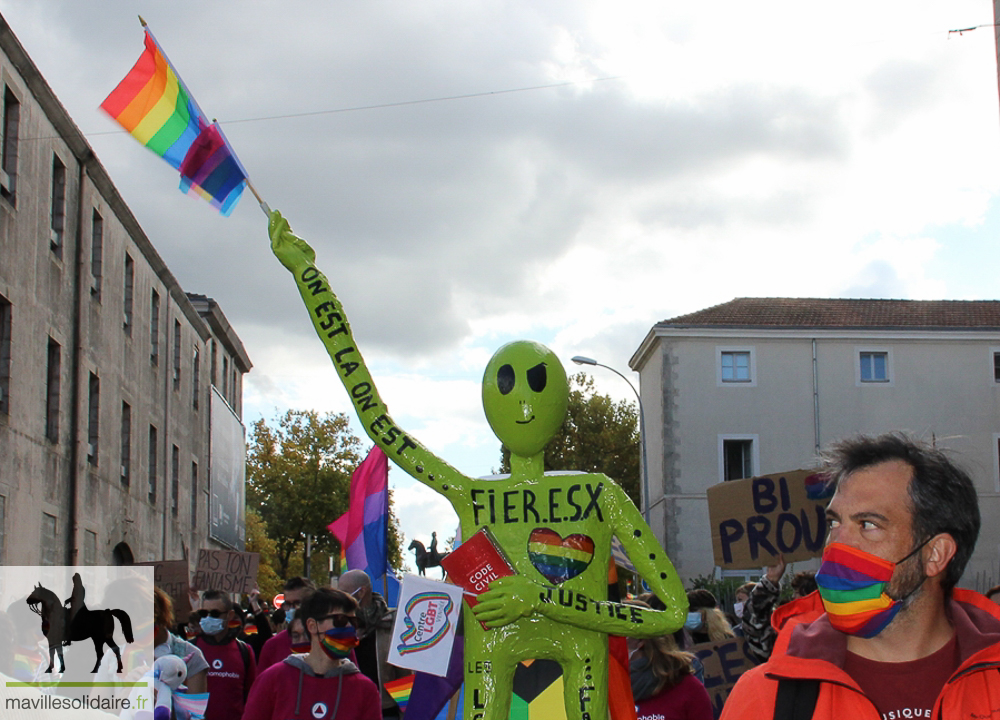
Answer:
[
  {"xmin": 284, "ymin": 576, "xmax": 316, "ymax": 593},
  {"xmin": 790, "ymin": 572, "xmax": 817, "ymax": 597},
  {"xmin": 201, "ymin": 589, "xmax": 233, "ymax": 612},
  {"xmin": 300, "ymin": 587, "xmax": 357, "ymax": 630},
  {"xmin": 821, "ymin": 432, "xmax": 980, "ymax": 594}
]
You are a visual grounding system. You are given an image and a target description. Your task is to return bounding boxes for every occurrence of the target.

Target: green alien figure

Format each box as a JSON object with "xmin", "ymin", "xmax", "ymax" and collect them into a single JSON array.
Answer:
[{"xmin": 269, "ymin": 211, "xmax": 686, "ymax": 720}]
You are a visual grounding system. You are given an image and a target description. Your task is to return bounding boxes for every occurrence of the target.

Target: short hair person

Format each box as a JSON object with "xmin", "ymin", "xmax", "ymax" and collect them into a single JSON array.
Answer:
[
  {"xmin": 193, "ymin": 589, "xmax": 257, "ymax": 720},
  {"xmin": 722, "ymin": 433, "xmax": 1000, "ymax": 720},
  {"xmin": 242, "ymin": 587, "xmax": 380, "ymax": 720},
  {"xmin": 257, "ymin": 576, "xmax": 317, "ymax": 672}
]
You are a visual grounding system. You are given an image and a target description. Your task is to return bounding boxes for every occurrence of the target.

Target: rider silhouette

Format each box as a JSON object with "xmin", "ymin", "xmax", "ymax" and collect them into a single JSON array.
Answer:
[
  {"xmin": 64, "ymin": 573, "xmax": 86, "ymax": 640},
  {"xmin": 429, "ymin": 532, "xmax": 438, "ymax": 562}
]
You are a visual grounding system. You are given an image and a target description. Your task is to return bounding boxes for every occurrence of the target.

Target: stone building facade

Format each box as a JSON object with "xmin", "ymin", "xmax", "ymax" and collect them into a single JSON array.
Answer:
[{"xmin": 0, "ymin": 14, "xmax": 251, "ymax": 567}]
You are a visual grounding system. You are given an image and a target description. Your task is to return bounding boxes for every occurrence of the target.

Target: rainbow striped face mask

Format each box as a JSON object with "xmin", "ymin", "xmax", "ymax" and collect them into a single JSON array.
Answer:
[
  {"xmin": 816, "ymin": 542, "xmax": 925, "ymax": 638},
  {"xmin": 319, "ymin": 625, "xmax": 360, "ymax": 660}
]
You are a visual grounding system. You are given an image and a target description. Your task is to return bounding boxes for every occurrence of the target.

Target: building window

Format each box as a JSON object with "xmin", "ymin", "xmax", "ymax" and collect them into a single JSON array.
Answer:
[
  {"xmin": 1, "ymin": 86, "xmax": 20, "ymax": 200},
  {"xmin": 45, "ymin": 338, "xmax": 61, "ymax": 442},
  {"xmin": 173, "ymin": 320, "xmax": 181, "ymax": 391},
  {"xmin": 120, "ymin": 401, "xmax": 131, "ymax": 486},
  {"xmin": 41, "ymin": 513, "xmax": 57, "ymax": 566},
  {"xmin": 992, "ymin": 351, "xmax": 1000, "ymax": 383},
  {"xmin": 171, "ymin": 445, "xmax": 180, "ymax": 517},
  {"xmin": 0, "ymin": 295, "xmax": 10, "ymax": 416},
  {"xmin": 50, "ymin": 155, "xmax": 66, "ymax": 257},
  {"xmin": 123, "ymin": 254, "xmax": 134, "ymax": 334},
  {"xmin": 150, "ymin": 290, "xmax": 160, "ymax": 366},
  {"xmin": 860, "ymin": 351, "xmax": 889, "ymax": 383},
  {"xmin": 211, "ymin": 341, "xmax": 218, "ymax": 386},
  {"xmin": 222, "ymin": 355, "xmax": 229, "ymax": 398},
  {"xmin": 191, "ymin": 461, "xmax": 198, "ymax": 528},
  {"xmin": 148, "ymin": 424, "xmax": 157, "ymax": 504},
  {"xmin": 192, "ymin": 347, "xmax": 200, "ymax": 410},
  {"xmin": 720, "ymin": 436, "xmax": 756, "ymax": 482},
  {"xmin": 84, "ymin": 530, "xmax": 97, "ymax": 566},
  {"xmin": 87, "ymin": 372, "xmax": 100, "ymax": 466},
  {"xmin": 717, "ymin": 347, "xmax": 755, "ymax": 386},
  {"xmin": 91, "ymin": 209, "xmax": 103, "ymax": 298}
]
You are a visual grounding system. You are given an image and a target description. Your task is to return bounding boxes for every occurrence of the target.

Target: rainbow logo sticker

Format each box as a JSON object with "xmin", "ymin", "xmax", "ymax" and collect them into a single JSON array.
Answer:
[{"xmin": 397, "ymin": 591, "xmax": 454, "ymax": 656}]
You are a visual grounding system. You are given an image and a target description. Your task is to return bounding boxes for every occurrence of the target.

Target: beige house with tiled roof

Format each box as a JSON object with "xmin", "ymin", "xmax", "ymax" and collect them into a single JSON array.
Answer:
[{"xmin": 630, "ymin": 298, "xmax": 1000, "ymax": 587}]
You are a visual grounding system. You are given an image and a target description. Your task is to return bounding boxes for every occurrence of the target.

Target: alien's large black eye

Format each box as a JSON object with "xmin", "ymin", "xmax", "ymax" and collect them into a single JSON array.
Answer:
[
  {"xmin": 497, "ymin": 364, "xmax": 515, "ymax": 395},
  {"xmin": 526, "ymin": 363, "xmax": 547, "ymax": 392}
]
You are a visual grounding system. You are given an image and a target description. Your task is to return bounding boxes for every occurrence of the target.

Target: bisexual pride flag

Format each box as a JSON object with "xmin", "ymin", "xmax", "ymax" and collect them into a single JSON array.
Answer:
[
  {"xmin": 100, "ymin": 24, "xmax": 248, "ymax": 215},
  {"xmin": 328, "ymin": 445, "xmax": 390, "ymax": 584}
]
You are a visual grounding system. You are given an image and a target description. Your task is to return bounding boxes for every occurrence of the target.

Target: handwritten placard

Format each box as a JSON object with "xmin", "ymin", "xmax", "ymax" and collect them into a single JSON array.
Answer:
[
  {"xmin": 692, "ymin": 637, "xmax": 756, "ymax": 719},
  {"xmin": 192, "ymin": 549, "xmax": 259, "ymax": 594},
  {"xmin": 136, "ymin": 559, "xmax": 192, "ymax": 618},
  {"xmin": 707, "ymin": 469, "xmax": 833, "ymax": 568}
]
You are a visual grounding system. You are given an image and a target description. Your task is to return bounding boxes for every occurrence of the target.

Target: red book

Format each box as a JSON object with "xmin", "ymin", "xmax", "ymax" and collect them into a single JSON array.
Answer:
[{"xmin": 440, "ymin": 527, "xmax": 516, "ymax": 627}]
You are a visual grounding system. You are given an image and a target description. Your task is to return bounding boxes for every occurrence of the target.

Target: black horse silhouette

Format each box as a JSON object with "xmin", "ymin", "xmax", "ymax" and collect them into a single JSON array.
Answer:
[
  {"xmin": 409, "ymin": 535, "xmax": 449, "ymax": 577},
  {"xmin": 26, "ymin": 577, "xmax": 134, "ymax": 673}
]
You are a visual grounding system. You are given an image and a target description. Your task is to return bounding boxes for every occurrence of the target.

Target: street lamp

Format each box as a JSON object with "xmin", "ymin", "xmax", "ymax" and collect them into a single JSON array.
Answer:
[{"xmin": 570, "ymin": 356, "xmax": 651, "ymax": 524}]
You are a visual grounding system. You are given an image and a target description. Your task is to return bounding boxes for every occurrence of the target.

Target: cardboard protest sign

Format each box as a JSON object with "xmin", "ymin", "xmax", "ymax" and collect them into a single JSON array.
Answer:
[
  {"xmin": 388, "ymin": 575, "xmax": 464, "ymax": 677},
  {"xmin": 191, "ymin": 549, "xmax": 259, "ymax": 595},
  {"xmin": 692, "ymin": 638, "xmax": 756, "ymax": 719},
  {"xmin": 707, "ymin": 469, "xmax": 834, "ymax": 568},
  {"xmin": 137, "ymin": 559, "xmax": 192, "ymax": 617}
]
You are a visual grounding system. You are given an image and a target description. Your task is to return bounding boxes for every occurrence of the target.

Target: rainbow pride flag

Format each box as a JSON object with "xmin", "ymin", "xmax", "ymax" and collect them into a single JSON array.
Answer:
[
  {"xmin": 100, "ymin": 26, "xmax": 247, "ymax": 215},
  {"xmin": 384, "ymin": 675, "xmax": 415, "ymax": 714}
]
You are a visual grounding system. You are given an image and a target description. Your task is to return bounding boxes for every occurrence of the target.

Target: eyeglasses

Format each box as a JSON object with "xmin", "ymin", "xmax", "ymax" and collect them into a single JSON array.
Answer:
[
  {"xmin": 196, "ymin": 609, "xmax": 227, "ymax": 619},
  {"xmin": 317, "ymin": 613, "xmax": 358, "ymax": 628}
]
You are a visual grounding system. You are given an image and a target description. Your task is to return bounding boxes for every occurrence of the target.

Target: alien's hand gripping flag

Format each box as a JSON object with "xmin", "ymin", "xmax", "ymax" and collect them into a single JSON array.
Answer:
[
  {"xmin": 328, "ymin": 445, "xmax": 390, "ymax": 583},
  {"xmin": 100, "ymin": 21, "xmax": 259, "ymax": 216}
]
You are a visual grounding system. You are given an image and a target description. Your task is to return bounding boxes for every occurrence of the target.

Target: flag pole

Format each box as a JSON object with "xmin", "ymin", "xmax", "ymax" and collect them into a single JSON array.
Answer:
[{"xmin": 138, "ymin": 16, "xmax": 269, "ymax": 218}]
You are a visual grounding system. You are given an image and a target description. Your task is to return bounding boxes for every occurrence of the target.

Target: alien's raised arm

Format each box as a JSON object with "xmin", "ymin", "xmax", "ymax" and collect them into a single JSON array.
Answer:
[{"xmin": 269, "ymin": 210, "xmax": 468, "ymax": 497}]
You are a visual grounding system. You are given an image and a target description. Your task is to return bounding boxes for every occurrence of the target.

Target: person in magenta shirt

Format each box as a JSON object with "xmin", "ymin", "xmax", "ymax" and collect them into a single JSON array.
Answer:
[
  {"xmin": 194, "ymin": 589, "xmax": 257, "ymax": 720},
  {"xmin": 257, "ymin": 576, "xmax": 316, "ymax": 672},
  {"xmin": 627, "ymin": 600, "xmax": 713, "ymax": 720},
  {"xmin": 242, "ymin": 587, "xmax": 380, "ymax": 720}
]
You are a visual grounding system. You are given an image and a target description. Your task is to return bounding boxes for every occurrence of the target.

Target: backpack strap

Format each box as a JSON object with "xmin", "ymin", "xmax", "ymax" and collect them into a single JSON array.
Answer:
[
  {"xmin": 236, "ymin": 638, "xmax": 252, "ymax": 699},
  {"xmin": 774, "ymin": 678, "xmax": 820, "ymax": 720}
]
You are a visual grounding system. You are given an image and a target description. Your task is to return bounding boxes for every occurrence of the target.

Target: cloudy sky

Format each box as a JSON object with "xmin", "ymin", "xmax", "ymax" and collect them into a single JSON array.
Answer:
[{"xmin": 3, "ymin": 1, "xmax": 999, "ymax": 566}]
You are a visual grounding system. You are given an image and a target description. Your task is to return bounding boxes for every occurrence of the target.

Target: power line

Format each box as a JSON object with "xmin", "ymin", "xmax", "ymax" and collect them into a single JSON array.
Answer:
[{"xmin": 77, "ymin": 75, "xmax": 624, "ymax": 139}]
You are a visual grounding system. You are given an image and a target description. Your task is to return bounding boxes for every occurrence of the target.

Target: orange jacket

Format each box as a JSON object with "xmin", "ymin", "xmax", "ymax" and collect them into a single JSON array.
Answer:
[{"xmin": 721, "ymin": 588, "xmax": 1000, "ymax": 720}]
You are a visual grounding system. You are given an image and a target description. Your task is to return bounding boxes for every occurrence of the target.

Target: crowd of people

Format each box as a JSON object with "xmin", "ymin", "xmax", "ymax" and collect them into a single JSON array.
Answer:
[{"xmin": 6, "ymin": 432, "xmax": 999, "ymax": 720}]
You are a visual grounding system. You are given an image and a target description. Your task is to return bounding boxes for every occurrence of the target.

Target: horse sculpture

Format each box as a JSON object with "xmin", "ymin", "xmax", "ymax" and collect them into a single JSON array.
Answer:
[
  {"xmin": 26, "ymin": 578, "xmax": 134, "ymax": 674},
  {"xmin": 409, "ymin": 535, "xmax": 449, "ymax": 577}
]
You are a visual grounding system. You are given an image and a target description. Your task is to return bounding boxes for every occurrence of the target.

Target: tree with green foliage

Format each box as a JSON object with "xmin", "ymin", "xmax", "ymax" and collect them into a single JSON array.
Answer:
[
  {"xmin": 246, "ymin": 409, "xmax": 403, "ymax": 579},
  {"xmin": 498, "ymin": 372, "xmax": 641, "ymax": 508}
]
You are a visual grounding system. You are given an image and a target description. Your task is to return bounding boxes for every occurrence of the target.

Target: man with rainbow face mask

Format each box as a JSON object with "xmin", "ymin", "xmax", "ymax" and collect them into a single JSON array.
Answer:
[
  {"xmin": 243, "ymin": 587, "xmax": 380, "ymax": 720},
  {"xmin": 723, "ymin": 433, "xmax": 1000, "ymax": 720}
]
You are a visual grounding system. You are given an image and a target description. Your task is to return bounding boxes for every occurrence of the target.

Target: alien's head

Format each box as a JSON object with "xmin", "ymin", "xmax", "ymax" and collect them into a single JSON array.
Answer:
[{"xmin": 482, "ymin": 340, "xmax": 568, "ymax": 459}]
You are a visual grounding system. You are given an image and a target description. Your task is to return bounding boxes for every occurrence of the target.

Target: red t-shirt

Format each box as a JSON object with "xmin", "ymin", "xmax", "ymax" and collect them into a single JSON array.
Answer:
[
  {"xmin": 256, "ymin": 629, "xmax": 292, "ymax": 672},
  {"xmin": 241, "ymin": 659, "xmax": 380, "ymax": 720},
  {"xmin": 636, "ymin": 674, "xmax": 714, "ymax": 720},
  {"xmin": 843, "ymin": 636, "xmax": 959, "ymax": 719},
  {"xmin": 194, "ymin": 636, "xmax": 257, "ymax": 720}
]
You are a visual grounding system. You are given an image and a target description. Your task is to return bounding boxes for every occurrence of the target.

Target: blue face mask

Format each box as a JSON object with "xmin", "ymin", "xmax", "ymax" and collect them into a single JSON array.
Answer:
[
  {"xmin": 684, "ymin": 611, "xmax": 703, "ymax": 632},
  {"xmin": 285, "ymin": 607, "xmax": 296, "ymax": 623},
  {"xmin": 200, "ymin": 616, "xmax": 225, "ymax": 635}
]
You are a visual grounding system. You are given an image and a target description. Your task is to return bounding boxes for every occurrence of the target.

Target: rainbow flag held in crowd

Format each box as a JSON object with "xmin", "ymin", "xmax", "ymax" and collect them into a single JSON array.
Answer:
[
  {"xmin": 385, "ymin": 675, "xmax": 415, "ymax": 714},
  {"xmin": 100, "ymin": 25, "xmax": 247, "ymax": 215}
]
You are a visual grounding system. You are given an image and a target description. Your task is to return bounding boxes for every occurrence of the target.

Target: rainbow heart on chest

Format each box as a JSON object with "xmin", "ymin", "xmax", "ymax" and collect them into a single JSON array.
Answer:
[{"xmin": 527, "ymin": 528, "xmax": 595, "ymax": 583}]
